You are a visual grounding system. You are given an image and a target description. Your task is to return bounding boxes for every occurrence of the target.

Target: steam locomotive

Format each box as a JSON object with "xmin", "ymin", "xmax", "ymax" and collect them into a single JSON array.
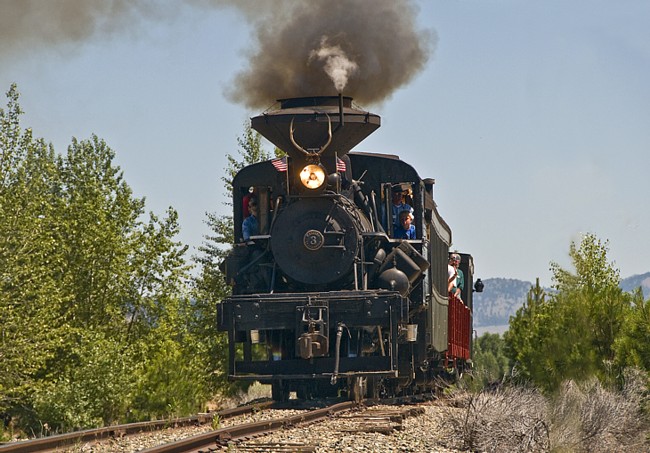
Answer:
[{"xmin": 217, "ymin": 95, "xmax": 482, "ymax": 401}]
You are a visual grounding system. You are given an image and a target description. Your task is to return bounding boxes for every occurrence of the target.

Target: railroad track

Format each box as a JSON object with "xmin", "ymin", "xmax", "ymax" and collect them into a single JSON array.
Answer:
[
  {"xmin": 143, "ymin": 397, "xmax": 432, "ymax": 453},
  {"xmin": 140, "ymin": 400, "xmax": 356, "ymax": 453},
  {"xmin": 0, "ymin": 400, "xmax": 274, "ymax": 453},
  {"xmin": 1, "ymin": 395, "xmax": 434, "ymax": 453}
]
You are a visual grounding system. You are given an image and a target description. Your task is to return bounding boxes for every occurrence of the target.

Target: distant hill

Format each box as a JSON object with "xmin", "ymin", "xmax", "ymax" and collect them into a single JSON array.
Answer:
[
  {"xmin": 620, "ymin": 272, "xmax": 650, "ymax": 298},
  {"xmin": 473, "ymin": 272, "xmax": 650, "ymax": 330},
  {"xmin": 473, "ymin": 278, "xmax": 537, "ymax": 328}
]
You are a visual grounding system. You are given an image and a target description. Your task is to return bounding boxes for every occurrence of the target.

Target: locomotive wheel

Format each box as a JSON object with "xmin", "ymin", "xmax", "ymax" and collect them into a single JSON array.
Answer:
[{"xmin": 272, "ymin": 381, "xmax": 289, "ymax": 402}]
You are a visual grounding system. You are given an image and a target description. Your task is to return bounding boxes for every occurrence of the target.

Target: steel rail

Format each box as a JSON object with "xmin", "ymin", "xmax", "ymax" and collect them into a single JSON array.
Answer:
[
  {"xmin": 0, "ymin": 400, "xmax": 273, "ymax": 453},
  {"xmin": 140, "ymin": 400, "xmax": 357, "ymax": 453}
]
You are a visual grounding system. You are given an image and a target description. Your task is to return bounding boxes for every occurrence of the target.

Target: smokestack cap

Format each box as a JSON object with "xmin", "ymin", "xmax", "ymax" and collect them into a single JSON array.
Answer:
[{"xmin": 251, "ymin": 96, "xmax": 380, "ymax": 159}]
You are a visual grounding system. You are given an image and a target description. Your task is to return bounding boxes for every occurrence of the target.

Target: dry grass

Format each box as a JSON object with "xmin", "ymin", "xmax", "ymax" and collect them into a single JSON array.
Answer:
[
  {"xmin": 549, "ymin": 369, "xmax": 649, "ymax": 452},
  {"xmin": 441, "ymin": 369, "xmax": 650, "ymax": 453},
  {"xmin": 443, "ymin": 385, "xmax": 549, "ymax": 452}
]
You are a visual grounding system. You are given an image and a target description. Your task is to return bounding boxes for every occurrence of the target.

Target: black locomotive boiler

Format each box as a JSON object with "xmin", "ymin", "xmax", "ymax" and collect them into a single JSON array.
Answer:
[{"xmin": 217, "ymin": 96, "xmax": 482, "ymax": 401}]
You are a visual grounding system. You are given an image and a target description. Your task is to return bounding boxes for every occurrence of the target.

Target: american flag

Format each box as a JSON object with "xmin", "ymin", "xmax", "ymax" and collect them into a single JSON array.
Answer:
[
  {"xmin": 336, "ymin": 157, "xmax": 346, "ymax": 172},
  {"xmin": 271, "ymin": 157, "xmax": 288, "ymax": 172}
]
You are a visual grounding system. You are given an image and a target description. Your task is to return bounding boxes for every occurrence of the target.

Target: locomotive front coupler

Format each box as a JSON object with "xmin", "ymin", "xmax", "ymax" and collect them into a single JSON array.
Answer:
[{"xmin": 296, "ymin": 303, "xmax": 329, "ymax": 360}]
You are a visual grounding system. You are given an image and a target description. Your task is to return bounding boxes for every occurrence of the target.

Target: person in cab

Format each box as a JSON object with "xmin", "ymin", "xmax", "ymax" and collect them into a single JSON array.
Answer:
[{"xmin": 394, "ymin": 210, "xmax": 416, "ymax": 239}]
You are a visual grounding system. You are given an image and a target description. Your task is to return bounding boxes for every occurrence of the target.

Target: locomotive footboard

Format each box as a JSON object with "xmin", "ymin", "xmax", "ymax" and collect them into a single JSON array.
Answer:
[{"xmin": 217, "ymin": 290, "xmax": 406, "ymax": 382}]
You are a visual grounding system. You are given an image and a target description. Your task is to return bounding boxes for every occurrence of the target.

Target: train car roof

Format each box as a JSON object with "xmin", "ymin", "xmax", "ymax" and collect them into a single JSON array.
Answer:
[
  {"xmin": 348, "ymin": 150, "xmax": 401, "ymax": 160},
  {"xmin": 347, "ymin": 151, "xmax": 421, "ymax": 185},
  {"xmin": 231, "ymin": 151, "xmax": 416, "ymax": 189}
]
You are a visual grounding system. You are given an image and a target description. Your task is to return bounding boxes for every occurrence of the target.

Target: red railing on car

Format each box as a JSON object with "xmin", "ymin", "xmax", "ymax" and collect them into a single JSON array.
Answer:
[{"xmin": 447, "ymin": 294, "xmax": 470, "ymax": 360}]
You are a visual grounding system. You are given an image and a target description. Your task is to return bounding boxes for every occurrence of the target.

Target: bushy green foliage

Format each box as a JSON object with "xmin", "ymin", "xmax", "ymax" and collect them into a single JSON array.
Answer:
[
  {"xmin": 129, "ymin": 337, "xmax": 208, "ymax": 421},
  {"xmin": 613, "ymin": 290, "xmax": 650, "ymax": 380},
  {"xmin": 1, "ymin": 85, "xmax": 67, "ymax": 417},
  {"xmin": 0, "ymin": 84, "xmax": 212, "ymax": 434},
  {"xmin": 32, "ymin": 332, "xmax": 137, "ymax": 430},
  {"xmin": 504, "ymin": 234, "xmax": 638, "ymax": 392}
]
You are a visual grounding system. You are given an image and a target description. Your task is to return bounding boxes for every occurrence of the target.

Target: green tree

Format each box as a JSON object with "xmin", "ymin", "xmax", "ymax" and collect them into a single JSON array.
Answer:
[
  {"xmin": 1, "ymin": 85, "xmax": 201, "ymax": 431},
  {"xmin": 56, "ymin": 136, "xmax": 146, "ymax": 332},
  {"xmin": 614, "ymin": 289, "xmax": 650, "ymax": 371},
  {"xmin": 504, "ymin": 279, "xmax": 553, "ymax": 386},
  {"xmin": 0, "ymin": 84, "xmax": 66, "ymax": 416},
  {"xmin": 505, "ymin": 234, "xmax": 632, "ymax": 392},
  {"xmin": 504, "ymin": 279, "xmax": 544, "ymax": 375},
  {"xmin": 221, "ymin": 123, "xmax": 272, "ymax": 200},
  {"xmin": 38, "ymin": 138, "xmax": 196, "ymax": 428},
  {"xmin": 550, "ymin": 234, "xmax": 632, "ymax": 386}
]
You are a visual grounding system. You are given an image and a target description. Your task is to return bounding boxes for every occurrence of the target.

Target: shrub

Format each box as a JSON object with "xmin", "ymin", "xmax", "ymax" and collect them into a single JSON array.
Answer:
[{"xmin": 443, "ymin": 370, "xmax": 650, "ymax": 452}]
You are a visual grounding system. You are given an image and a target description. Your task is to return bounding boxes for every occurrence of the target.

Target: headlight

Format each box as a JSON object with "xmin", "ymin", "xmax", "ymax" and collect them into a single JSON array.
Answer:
[{"xmin": 299, "ymin": 164, "xmax": 326, "ymax": 189}]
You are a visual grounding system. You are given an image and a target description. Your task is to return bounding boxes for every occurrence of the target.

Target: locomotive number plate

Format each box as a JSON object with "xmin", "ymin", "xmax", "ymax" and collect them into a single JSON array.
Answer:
[{"xmin": 303, "ymin": 229, "xmax": 324, "ymax": 251}]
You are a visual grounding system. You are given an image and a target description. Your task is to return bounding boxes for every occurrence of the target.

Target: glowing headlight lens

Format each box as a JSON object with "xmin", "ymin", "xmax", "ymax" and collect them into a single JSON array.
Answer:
[{"xmin": 300, "ymin": 164, "xmax": 326, "ymax": 189}]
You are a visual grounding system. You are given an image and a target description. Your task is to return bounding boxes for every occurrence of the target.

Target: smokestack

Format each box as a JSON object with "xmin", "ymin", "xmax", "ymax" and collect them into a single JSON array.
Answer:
[
  {"xmin": 251, "ymin": 96, "xmax": 380, "ymax": 160},
  {"xmin": 337, "ymin": 93, "xmax": 344, "ymax": 131}
]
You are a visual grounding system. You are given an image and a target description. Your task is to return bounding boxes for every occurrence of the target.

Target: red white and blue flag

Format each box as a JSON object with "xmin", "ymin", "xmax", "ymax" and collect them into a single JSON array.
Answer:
[
  {"xmin": 271, "ymin": 157, "xmax": 288, "ymax": 172},
  {"xmin": 336, "ymin": 157, "xmax": 346, "ymax": 172}
]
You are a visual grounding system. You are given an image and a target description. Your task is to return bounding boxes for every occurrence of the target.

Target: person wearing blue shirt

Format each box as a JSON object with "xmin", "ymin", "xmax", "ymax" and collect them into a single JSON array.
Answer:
[
  {"xmin": 391, "ymin": 186, "xmax": 413, "ymax": 228},
  {"xmin": 242, "ymin": 198, "xmax": 259, "ymax": 241},
  {"xmin": 393, "ymin": 210, "xmax": 416, "ymax": 239},
  {"xmin": 381, "ymin": 185, "xmax": 414, "ymax": 233}
]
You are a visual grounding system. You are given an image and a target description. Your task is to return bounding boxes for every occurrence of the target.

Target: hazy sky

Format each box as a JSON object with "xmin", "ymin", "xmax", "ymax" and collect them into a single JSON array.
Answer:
[{"xmin": 1, "ymin": 0, "xmax": 648, "ymax": 286}]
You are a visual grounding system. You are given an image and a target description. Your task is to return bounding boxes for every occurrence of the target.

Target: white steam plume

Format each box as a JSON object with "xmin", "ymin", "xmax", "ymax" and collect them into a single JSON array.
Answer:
[{"xmin": 309, "ymin": 36, "xmax": 359, "ymax": 93}]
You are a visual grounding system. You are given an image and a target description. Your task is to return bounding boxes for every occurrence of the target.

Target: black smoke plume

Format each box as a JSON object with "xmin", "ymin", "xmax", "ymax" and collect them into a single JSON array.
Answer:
[
  {"xmin": 0, "ymin": 1, "xmax": 161, "ymax": 56},
  {"xmin": 223, "ymin": 0, "xmax": 435, "ymax": 108},
  {"xmin": 1, "ymin": 0, "xmax": 435, "ymax": 108}
]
